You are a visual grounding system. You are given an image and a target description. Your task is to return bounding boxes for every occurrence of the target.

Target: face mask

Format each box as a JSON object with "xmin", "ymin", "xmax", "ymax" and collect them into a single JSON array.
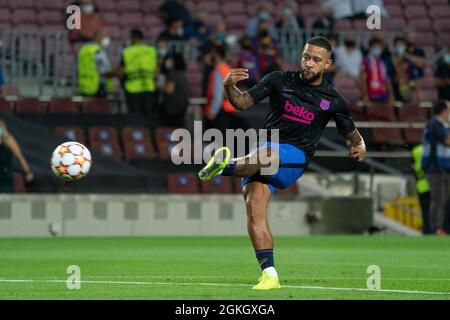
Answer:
[
  {"xmin": 215, "ymin": 32, "xmax": 225, "ymax": 42},
  {"xmin": 81, "ymin": 4, "xmax": 94, "ymax": 14},
  {"xmin": 165, "ymin": 59, "xmax": 173, "ymax": 70},
  {"xmin": 283, "ymin": 8, "xmax": 293, "ymax": 17},
  {"xmin": 395, "ymin": 46, "xmax": 406, "ymax": 56},
  {"xmin": 444, "ymin": 54, "xmax": 450, "ymax": 64},
  {"xmin": 176, "ymin": 27, "xmax": 184, "ymax": 36},
  {"xmin": 158, "ymin": 48, "xmax": 167, "ymax": 57},
  {"xmin": 101, "ymin": 37, "xmax": 110, "ymax": 48},
  {"xmin": 371, "ymin": 47, "xmax": 382, "ymax": 57},
  {"xmin": 259, "ymin": 12, "xmax": 269, "ymax": 21}
]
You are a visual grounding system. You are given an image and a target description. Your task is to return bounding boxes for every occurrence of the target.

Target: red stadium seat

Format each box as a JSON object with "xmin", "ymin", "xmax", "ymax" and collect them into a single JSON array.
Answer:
[
  {"xmin": 221, "ymin": 1, "xmax": 246, "ymax": 15},
  {"xmin": 102, "ymin": 12, "xmax": 119, "ymax": 25},
  {"xmin": 95, "ymin": 0, "xmax": 116, "ymax": 12},
  {"xmin": 157, "ymin": 142, "xmax": 189, "ymax": 160},
  {"xmin": 141, "ymin": 0, "xmax": 164, "ymax": 14},
  {"xmin": 435, "ymin": 34, "xmax": 450, "ymax": 49},
  {"xmin": 123, "ymin": 141, "xmax": 156, "ymax": 161},
  {"xmin": 155, "ymin": 127, "xmax": 178, "ymax": 144},
  {"xmin": 202, "ymin": 1, "xmax": 220, "ymax": 13},
  {"xmin": 367, "ymin": 106, "xmax": 404, "ymax": 145},
  {"xmin": 232, "ymin": 177, "xmax": 242, "ymax": 194},
  {"xmin": 385, "ymin": 4, "xmax": 403, "ymax": 18},
  {"xmin": 167, "ymin": 173, "xmax": 200, "ymax": 194},
  {"xmin": 0, "ymin": 9, "xmax": 10, "ymax": 25},
  {"xmin": 334, "ymin": 20, "xmax": 353, "ymax": 30},
  {"xmin": 37, "ymin": 10, "xmax": 64, "ymax": 26},
  {"xmin": 422, "ymin": 89, "xmax": 438, "ymax": 102},
  {"xmin": 49, "ymin": 98, "xmax": 78, "ymax": 114},
  {"xmin": 119, "ymin": 13, "xmax": 144, "ymax": 28},
  {"xmin": 35, "ymin": 0, "xmax": 63, "ymax": 10},
  {"xmin": 82, "ymin": 98, "xmax": 110, "ymax": 114},
  {"xmin": 404, "ymin": 5, "xmax": 428, "ymax": 19},
  {"xmin": 202, "ymin": 14, "xmax": 224, "ymax": 28},
  {"xmin": 0, "ymin": 98, "xmax": 13, "ymax": 113},
  {"xmin": 426, "ymin": 0, "xmax": 448, "ymax": 4},
  {"xmin": 408, "ymin": 18, "xmax": 433, "ymax": 32},
  {"xmin": 302, "ymin": 4, "xmax": 322, "ymax": 18},
  {"xmin": 382, "ymin": 18, "xmax": 405, "ymax": 30},
  {"xmin": 433, "ymin": 19, "xmax": 450, "ymax": 33},
  {"xmin": 398, "ymin": 106, "xmax": 428, "ymax": 145},
  {"xmin": 9, "ymin": 0, "xmax": 35, "ymax": 9},
  {"xmin": 55, "ymin": 126, "xmax": 86, "ymax": 144},
  {"xmin": 15, "ymin": 98, "xmax": 46, "ymax": 113},
  {"xmin": 13, "ymin": 173, "xmax": 27, "ymax": 193},
  {"xmin": 88, "ymin": 126, "xmax": 119, "ymax": 144},
  {"xmin": 117, "ymin": 0, "xmax": 141, "ymax": 12},
  {"xmin": 225, "ymin": 15, "xmax": 250, "ymax": 30},
  {"xmin": 200, "ymin": 175, "xmax": 233, "ymax": 194},
  {"xmin": 401, "ymin": 0, "xmax": 423, "ymax": 4},
  {"xmin": 11, "ymin": 9, "xmax": 37, "ymax": 26},
  {"xmin": 121, "ymin": 126, "xmax": 152, "ymax": 144},
  {"xmin": 188, "ymin": 85, "xmax": 202, "ymax": 98},
  {"xmin": 185, "ymin": 71, "xmax": 203, "ymax": 86},
  {"xmin": 90, "ymin": 141, "xmax": 123, "ymax": 159},
  {"xmin": 413, "ymin": 32, "xmax": 435, "ymax": 47},
  {"xmin": 428, "ymin": 5, "xmax": 450, "ymax": 19}
]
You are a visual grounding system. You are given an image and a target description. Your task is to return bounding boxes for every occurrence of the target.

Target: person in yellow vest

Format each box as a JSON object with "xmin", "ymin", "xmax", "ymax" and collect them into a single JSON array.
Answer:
[
  {"xmin": 204, "ymin": 45, "xmax": 239, "ymax": 132},
  {"xmin": 118, "ymin": 28, "xmax": 158, "ymax": 127},
  {"xmin": 77, "ymin": 30, "xmax": 115, "ymax": 97},
  {"xmin": 412, "ymin": 144, "xmax": 431, "ymax": 234}
]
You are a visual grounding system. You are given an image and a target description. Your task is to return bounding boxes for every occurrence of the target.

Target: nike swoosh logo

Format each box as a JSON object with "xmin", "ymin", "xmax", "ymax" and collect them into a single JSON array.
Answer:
[{"xmin": 259, "ymin": 258, "xmax": 268, "ymax": 266}]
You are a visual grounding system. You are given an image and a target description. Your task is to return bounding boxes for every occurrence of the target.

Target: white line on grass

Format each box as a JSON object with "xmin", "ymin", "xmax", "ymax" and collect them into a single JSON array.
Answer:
[{"xmin": 0, "ymin": 279, "xmax": 449, "ymax": 296}]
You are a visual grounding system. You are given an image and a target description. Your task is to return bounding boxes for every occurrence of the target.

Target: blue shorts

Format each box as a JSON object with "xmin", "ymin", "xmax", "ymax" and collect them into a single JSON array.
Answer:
[{"xmin": 240, "ymin": 142, "xmax": 308, "ymax": 194}]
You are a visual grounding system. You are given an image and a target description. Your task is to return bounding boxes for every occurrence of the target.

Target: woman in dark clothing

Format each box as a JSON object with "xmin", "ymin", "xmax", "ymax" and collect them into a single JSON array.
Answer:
[{"xmin": 0, "ymin": 119, "xmax": 34, "ymax": 192}]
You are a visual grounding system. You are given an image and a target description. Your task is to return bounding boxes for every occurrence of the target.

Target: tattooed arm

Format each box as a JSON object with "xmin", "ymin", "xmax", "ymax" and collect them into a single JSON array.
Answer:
[
  {"xmin": 345, "ymin": 129, "xmax": 366, "ymax": 162},
  {"xmin": 223, "ymin": 68, "xmax": 255, "ymax": 110}
]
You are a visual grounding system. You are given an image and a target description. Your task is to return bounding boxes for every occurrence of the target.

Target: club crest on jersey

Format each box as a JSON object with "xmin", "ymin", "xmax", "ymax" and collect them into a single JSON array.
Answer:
[
  {"xmin": 320, "ymin": 98, "xmax": 331, "ymax": 111},
  {"xmin": 282, "ymin": 100, "xmax": 315, "ymax": 125}
]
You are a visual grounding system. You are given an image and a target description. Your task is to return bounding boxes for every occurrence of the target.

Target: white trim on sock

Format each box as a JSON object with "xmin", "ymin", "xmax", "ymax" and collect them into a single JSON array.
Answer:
[{"xmin": 263, "ymin": 267, "xmax": 278, "ymax": 278}]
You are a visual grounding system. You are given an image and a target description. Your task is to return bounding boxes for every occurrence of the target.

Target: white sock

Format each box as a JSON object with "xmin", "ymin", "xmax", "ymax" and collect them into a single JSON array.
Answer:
[{"xmin": 263, "ymin": 267, "xmax": 278, "ymax": 278}]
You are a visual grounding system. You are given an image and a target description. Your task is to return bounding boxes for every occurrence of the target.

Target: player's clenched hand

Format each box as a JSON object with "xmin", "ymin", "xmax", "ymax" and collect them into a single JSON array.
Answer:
[
  {"xmin": 223, "ymin": 68, "xmax": 249, "ymax": 87},
  {"xmin": 349, "ymin": 143, "xmax": 366, "ymax": 162}
]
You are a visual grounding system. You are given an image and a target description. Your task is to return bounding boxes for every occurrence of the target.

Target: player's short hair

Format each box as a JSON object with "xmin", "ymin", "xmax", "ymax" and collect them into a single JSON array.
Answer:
[
  {"xmin": 393, "ymin": 36, "xmax": 407, "ymax": 45},
  {"xmin": 433, "ymin": 100, "xmax": 449, "ymax": 115},
  {"xmin": 130, "ymin": 28, "xmax": 144, "ymax": 40},
  {"xmin": 306, "ymin": 36, "xmax": 332, "ymax": 54}
]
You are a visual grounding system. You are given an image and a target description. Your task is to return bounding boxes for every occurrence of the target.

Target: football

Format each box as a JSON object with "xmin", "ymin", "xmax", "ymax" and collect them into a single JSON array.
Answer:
[{"xmin": 50, "ymin": 142, "xmax": 92, "ymax": 182}]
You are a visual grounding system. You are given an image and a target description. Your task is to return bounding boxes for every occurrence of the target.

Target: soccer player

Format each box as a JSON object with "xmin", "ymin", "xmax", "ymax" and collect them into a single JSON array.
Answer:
[{"xmin": 198, "ymin": 36, "xmax": 366, "ymax": 290}]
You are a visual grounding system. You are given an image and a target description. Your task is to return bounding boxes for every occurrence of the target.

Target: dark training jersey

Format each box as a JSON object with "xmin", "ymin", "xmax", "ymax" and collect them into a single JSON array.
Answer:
[{"xmin": 247, "ymin": 71, "xmax": 356, "ymax": 159}]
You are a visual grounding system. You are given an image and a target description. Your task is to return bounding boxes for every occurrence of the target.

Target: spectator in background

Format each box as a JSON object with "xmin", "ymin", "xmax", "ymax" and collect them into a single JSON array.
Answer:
[
  {"xmin": 406, "ymin": 32, "xmax": 427, "ymax": 101},
  {"xmin": 199, "ymin": 20, "xmax": 228, "ymax": 96},
  {"xmin": 203, "ymin": 45, "xmax": 236, "ymax": 132},
  {"xmin": 422, "ymin": 100, "xmax": 450, "ymax": 236},
  {"xmin": 323, "ymin": 33, "xmax": 338, "ymax": 85},
  {"xmin": 245, "ymin": 2, "xmax": 276, "ymax": 39},
  {"xmin": 77, "ymin": 30, "xmax": 115, "ymax": 97},
  {"xmin": 253, "ymin": 20, "xmax": 282, "ymax": 78},
  {"xmin": 276, "ymin": 0, "xmax": 305, "ymax": 36},
  {"xmin": 391, "ymin": 37, "xmax": 417, "ymax": 103},
  {"xmin": 118, "ymin": 29, "xmax": 158, "ymax": 127},
  {"xmin": 159, "ymin": 53, "xmax": 188, "ymax": 127},
  {"xmin": 434, "ymin": 48, "xmax": 450, "ymax": 101},
  {"xmin": 157, "ymin": 15, "xmax": 189, "ymax": 42},
  {"xmin": 157, "ymin": 0, "xmax": 193, "ymax": 32},
  {"xmin": 360, "ymin": 37, "xmax": 395, "ymax": 107},
  {"xmin": 234, "ymin": 36, "xmax": 258, "ymax": 90},
  {"xmin": 190, "ymin": 10, "xmax": 211, "ymax": 44},
  {"xmin": 0, "ymin": 119, "xmax": 34, "ymax": 193},
  {"xmin": 313, "ymin": 3, "xmax": 335, "ymax": 35},
  {"xmin": 69, "ymin": 0, "xmax": 107, "ymax": 47},
  {"xmin": 334, "ymin": 33, "xmax": 362, "ymax": 80}
]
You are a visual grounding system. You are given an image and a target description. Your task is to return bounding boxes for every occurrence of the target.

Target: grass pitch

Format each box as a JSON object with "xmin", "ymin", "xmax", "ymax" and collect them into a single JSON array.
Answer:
[{"xmin": 0, "ymin": 236, "xmax": 449, "ymax": 300}]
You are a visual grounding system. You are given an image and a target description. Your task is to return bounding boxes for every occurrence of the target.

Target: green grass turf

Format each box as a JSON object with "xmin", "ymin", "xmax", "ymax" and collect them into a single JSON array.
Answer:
[{"xmin": 0, "ymin": 236, "xmax": 449, "ymax": 300}]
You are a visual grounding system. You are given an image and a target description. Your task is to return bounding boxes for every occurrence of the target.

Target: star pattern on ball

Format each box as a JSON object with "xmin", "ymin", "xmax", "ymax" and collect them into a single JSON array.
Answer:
[
  {"xmin": 74, "ymin": 155, "xmax": 86, "ymax": 166},
  {"xmin": 56, "ymin": 165, "xmax": 68, "ymax": 175},
  {"xmin": 58, "ymin": 145, "xmax": 71, "ymax": 157}
]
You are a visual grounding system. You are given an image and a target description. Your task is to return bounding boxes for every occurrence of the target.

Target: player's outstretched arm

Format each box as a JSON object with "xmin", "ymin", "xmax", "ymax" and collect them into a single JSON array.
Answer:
[
  {"xmin": 345, "ymin": 129, "xmax": 366, "ymax": 162},
  {"xmin": 223, "ymin": 68, "xmax": 254, "ymax": 111}
]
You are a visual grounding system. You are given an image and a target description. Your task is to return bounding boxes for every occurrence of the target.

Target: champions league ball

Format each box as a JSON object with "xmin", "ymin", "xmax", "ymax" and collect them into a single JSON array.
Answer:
[{"xmin": 50, "ymin": 142, "xmax": 92, "ymax": 182}]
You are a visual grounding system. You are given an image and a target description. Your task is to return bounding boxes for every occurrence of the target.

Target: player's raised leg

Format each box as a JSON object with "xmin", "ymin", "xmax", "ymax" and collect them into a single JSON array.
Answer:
[
  {"xmin": 243, "ymin": 181, "xmax": 281, "ymax": 290},
  {"xmin": 198, "ymin": 146, "xmax": 279, "ymax": 181}
]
